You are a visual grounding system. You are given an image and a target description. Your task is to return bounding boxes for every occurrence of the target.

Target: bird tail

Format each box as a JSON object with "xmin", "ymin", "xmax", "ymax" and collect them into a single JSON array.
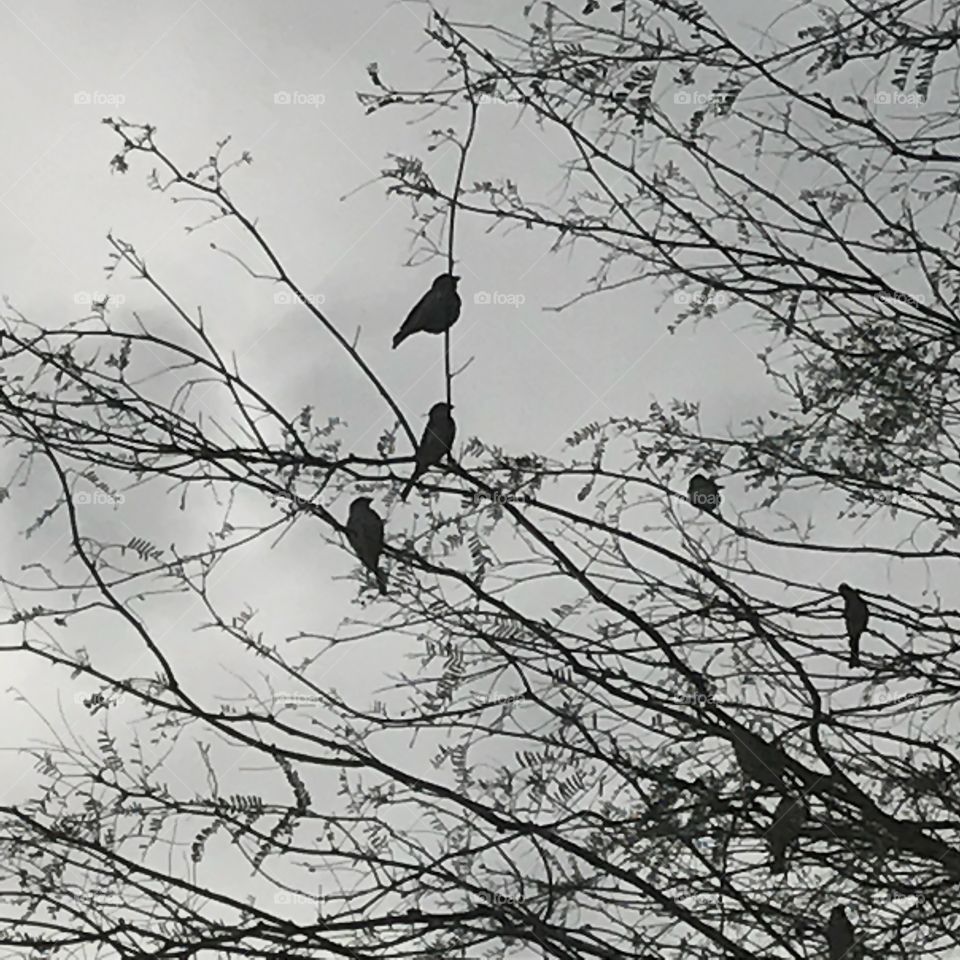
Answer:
[
  {"xmin": 375, "ymin": 567, "xmax": 388, "ymax": 595},
  {"xmin": 769, "ymin": 848, "xmax": 786, "ymax": 874},
  {"xmin": 849, "ymin": 642, "xmax": 860, "ymax": 668},
  {"xmin": 400, "ymin": 466, "xmax": 422, "ymax": 502},
  {"xmin": 392, "ymin": 330, "xmax": 406, "ymax": 350}
]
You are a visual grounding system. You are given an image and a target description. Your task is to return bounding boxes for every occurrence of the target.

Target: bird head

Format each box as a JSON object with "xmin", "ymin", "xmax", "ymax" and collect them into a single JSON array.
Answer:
[
  {"xmin": 837, "ymin": 582, "xmax": 852, "ymax": 596},
  {"xmin": 428, "ymin": 401, "xmax": 454, "ymax": 418},
  {"xmin": 434, "ymin": 273, "xmax": 460, "ymax": 290},
  {"xmin": 690, "ymin": 473, "xmax": 718, "ymax": 487},
  {"xmin": 350, "ymin": 496, "xmax": 372, "ymax": 513}
]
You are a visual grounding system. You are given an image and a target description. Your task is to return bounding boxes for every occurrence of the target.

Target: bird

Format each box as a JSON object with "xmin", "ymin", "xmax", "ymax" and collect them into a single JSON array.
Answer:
[
  {"xmin": 826, "ymin": 905, "xmax": 859, "ymax": 960},
  {"xmin": 731, "ymin": 727, "xmax": 786, "ymax": 789},
  {"xmin": 401, "ymin": 402, "xmax": 456, "ymax": 501},
  {"xmin": 766, "ymin": 794, "xmax": 807, "ymax": 873},
  {"xmin": 838, "ymin": 583, "xmax": 868, "ymax": 668},
  {"xmin": 392, "ymin": 274, "xmax": 461, "ymax": 348},
  {"xmin": 688, "ymin": 474, "xmax": 721, "ymax": 513},
  {"xmin": 345, "ymin": 497, "xmax": 387, "ymax": 594}
]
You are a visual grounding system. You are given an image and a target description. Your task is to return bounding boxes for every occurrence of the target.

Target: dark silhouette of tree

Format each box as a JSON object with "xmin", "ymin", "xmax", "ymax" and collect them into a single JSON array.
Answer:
[{"xmin": 1, "ymin": 2, "xmax": 960, "ymax": 959}]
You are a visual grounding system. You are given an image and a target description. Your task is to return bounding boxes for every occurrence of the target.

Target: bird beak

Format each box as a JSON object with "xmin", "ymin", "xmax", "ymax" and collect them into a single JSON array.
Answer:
[{"xmin": 453, "ymin": 275, "xmax": 461, "ymax": 281}]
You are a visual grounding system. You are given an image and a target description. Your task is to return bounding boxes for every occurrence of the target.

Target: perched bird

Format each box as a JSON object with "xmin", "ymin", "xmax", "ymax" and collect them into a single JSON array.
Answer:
[
  {"xmin": 401, "ymin": 402, "xmax": 456, "ymax": 501},
  {"xmin": 838, "ymin": 583, "xmax": 868, "ymax": 668},
  {"xmin": 688, "ymin": 474, "xmax": 721, "ymax": 513},
  {"xmin": 731, "ymin": 727, "xmax": 786, "ymax": 789},
  {"xmin": 826, "ymin": 905, "xmax": 858, "ymax": 960},
  {"xmin": 392, "ymin": 274, "xmax": 461, "ymax": 349},
  {"xmin": 766, "ymin": 795, "xmax": 807, "ymax": 874},
  {"xmin": 345, "ymin": 497, "xmax": 387, "ymax": 594}
]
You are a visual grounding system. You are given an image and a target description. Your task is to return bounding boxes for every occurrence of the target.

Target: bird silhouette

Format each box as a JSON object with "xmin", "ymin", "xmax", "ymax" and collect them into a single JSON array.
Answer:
[
  {"xmin": 345, "ymin": 497, "xmax": 387, "ymax": 594},
  {"xmin": 688, "ymin": 474, "xmax": 721, "ymax": 513},
  {"xmin": 393, "ymin": 274, "xmax": 461, "ymax": 348},
  {"xmin": 826, "ymin": 905, "xmax": 859, "ymax": 960},
  {"xmin": 838, "ymin": 583, "xmax": 868, "ymax": 667},
  {"xmin": 401, "ymin": 402, "xmax": 456, "ymax": 501},
  {"xmin": 766, "ymin": 794, "xmax": 807, "ymax": 873},
  {"xmin": 731, "ymin": 727, "xmax": 786, "ymax": 789}
]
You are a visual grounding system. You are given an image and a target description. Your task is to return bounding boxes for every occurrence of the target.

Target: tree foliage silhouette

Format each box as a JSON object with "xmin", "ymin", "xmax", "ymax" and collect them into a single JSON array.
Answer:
[{"xmin": 1, "ymin": 2, "xmax": 960, "ymax": 959}]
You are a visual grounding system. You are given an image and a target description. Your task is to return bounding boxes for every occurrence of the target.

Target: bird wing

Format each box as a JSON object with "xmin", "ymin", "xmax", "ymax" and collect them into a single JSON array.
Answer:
[
  {"xmin": 364, "ymin": 509, "xmax": 384, "ymax": 552},
  {"xmin": 418, "ymin": 420, "xmax": 452, "ymax": 469},
  {"xmin": 447, "ymin": 291, "xmax": 462, "ymax": 324},
  {"xmin": 398, "ymin": 288, "xmax": 435, "ymax": 338},
  {"xmin": 846, "ymin": 598, "xmax": 868, "ymax": 637},
  {"xmin": 347, "ymin": 509, "xmax": 383, "ymax": 566}
]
